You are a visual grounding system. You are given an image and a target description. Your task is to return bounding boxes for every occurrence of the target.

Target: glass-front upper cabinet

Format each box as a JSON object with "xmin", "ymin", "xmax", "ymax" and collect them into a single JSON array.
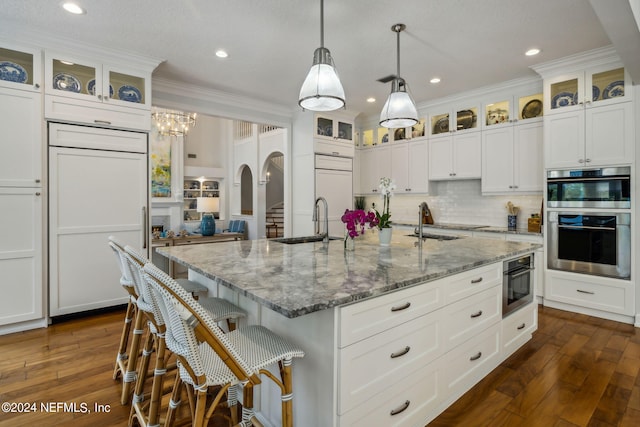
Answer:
[
  {"xmin": 429, "ymin": 105, "xmax": 479, "ymax": 137},
  {"xmin": 45, "ymin": 52, "xmax": 150, "ymax": 109},
  {"xmin": 484, "ymin": 91, "xmax": 543, "ymax": 128},
  {"xmin": 315, "ymin": 115, "xmax": 354, "ymax": 143},
  {"xmin": 0, "ymin": 44, "xmax": 41, "ymax": 91},
  {"xmin": 545, "ymin": 65, "xmax": 630, "ymax": 114},
  {"xmin": 391, "ymin": 118, "xmax": 427, "ymax": 142}
]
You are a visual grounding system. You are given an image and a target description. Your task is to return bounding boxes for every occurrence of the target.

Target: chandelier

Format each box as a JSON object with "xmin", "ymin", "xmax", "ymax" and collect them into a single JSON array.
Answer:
[{"xmin": 152, "ymin": 110, "xmax": 197, "ymax": 136}]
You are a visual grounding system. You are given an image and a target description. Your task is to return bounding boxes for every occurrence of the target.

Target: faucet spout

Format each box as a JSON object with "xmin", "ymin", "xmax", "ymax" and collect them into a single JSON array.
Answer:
[{"xmin": 314, "ymin": 196, "xmax": 330, "ymax": 244}]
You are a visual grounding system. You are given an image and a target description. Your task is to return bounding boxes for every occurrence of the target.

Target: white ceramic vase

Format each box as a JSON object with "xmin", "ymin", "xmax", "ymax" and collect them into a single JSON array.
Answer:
[{"xmin": 378, "ymin": 227, "xmax": 392, "ymax": 246}]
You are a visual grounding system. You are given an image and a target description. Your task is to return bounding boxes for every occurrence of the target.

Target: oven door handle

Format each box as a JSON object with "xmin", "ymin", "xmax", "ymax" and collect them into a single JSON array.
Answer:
[
  {"xmin": 558, "ymin": 224, "xmax": 616, "ymax": 231},
  {"xmin": 506, "ymin": 267, "xmax": 533, "ymax": 279},
  {"xmin": 547, "ymin": 176, "xmax": 630, "ymax": 183}
]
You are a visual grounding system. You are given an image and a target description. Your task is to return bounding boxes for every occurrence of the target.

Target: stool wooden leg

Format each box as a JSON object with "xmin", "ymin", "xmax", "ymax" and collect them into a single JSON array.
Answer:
[
  {"xmin": 164, "ymin": 374, "xmax": 183, "ymax": 427},
  {"xmin": 113, "ymin": 299, "xmax": 136, "ymax": 380},
  {"xmin": 122, "ymin": 306, "xmax": 145, "ymax": 405},
  {"xmin": 147, "ymin": 332, "xmax": 167, "ymax": 426},
  {"xmin": 129, "ymin": 328, "xmax": 153, "ymax": 425},
  {"xmin": 279, "ymin": 359, "xmax": 293, "ymax": 427}
]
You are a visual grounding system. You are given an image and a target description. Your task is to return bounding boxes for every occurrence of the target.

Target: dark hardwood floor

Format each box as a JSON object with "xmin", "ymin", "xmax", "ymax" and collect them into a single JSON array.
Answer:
[{"xmin": 0, "ymin": 305, "xmax": 638, "ymax": 426}]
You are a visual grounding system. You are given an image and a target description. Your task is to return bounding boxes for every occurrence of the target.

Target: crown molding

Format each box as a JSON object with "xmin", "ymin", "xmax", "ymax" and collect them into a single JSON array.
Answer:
[
  {"xmin": 530, "ymin": 45, "xmax": 620, "ymax": 78},
  {"xmin": 0, "ymin": 22, "xmax": 162, "ymax": 71},
  {"xmin": 152, "ymin": 77, "xmax": 294, "ymax": 127}
]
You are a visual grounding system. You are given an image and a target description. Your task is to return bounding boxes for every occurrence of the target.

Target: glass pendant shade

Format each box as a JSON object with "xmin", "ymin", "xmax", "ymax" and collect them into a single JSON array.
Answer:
[
  {"xmin": 379, "ymin": 78, "xmax": 419, "ymax": 128},
  {"xmin": 299, "ymin": 47, "xmax": 345, "ymax": 111}
]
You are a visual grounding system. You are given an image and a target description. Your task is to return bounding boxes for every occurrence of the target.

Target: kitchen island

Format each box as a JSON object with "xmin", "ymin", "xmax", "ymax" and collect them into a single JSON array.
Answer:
[{"xmin": 156, "ymin": 233, "xmax": 541, "ymax": 427}]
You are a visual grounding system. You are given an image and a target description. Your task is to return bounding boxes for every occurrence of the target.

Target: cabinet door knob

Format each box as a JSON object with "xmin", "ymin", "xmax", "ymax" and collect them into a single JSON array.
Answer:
[
  {"xmin": 578, "ymin": 159, "xmax": 585, "ymax": 163},
  {"xmin": 585, "ymin": 158, "xmax": 591, "ymax": 163},
  {"xmin": 97, "ymin": 94, "xmax": 102, "ymax": 100},
  {"xmin": 34, "ymin": 83, "xmax": 40, "ymax": 89},
  {"xmin": 35, "ymin": 179, "xmax": 41, "ymax": 183},
  {"xmin": 35, "ymin": 192, "xmax": 41, "ymax": 196}
]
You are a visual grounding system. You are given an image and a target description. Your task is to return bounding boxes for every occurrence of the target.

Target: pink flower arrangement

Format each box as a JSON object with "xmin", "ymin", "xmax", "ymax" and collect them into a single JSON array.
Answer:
[{"xmin": 341, "ymin": 209, "xmax": 379, "ymax": 238}]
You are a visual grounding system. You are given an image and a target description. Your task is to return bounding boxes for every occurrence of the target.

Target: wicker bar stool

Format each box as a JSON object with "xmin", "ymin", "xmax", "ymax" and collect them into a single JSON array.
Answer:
[
  {"xmin": 124, "ymin": 245, "xmax": 247, "ymax": 427},
  {"xmin": 108, "ymin": 237, "xmax": 146, "ymax": 406},
  {"xmin": 143, "ymin": 263, "xmax": 304, "ymax": 427}
]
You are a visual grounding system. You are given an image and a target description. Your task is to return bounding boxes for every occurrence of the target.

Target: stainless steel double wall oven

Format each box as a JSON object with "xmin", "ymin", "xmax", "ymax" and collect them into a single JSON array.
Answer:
[{"xmin": 547, "ymin": 167, "xmax": 631, "ymax": 280}]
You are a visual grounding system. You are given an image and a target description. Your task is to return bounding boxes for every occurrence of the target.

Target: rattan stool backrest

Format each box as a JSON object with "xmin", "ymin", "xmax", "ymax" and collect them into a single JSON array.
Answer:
[{"xmin": 142, "ymin": 263, "xmax": 261, "ymax": 387}]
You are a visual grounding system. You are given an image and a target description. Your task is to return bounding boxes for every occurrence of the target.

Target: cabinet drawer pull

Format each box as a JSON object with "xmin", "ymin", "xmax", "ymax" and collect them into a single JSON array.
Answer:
[
  {"xmin": 390, "ymin": 346, "xmax": 411, "ymax": 359},
  {"xmin": 577, "ymin": 289, "xmax": 595, "ymax": 295},
  {"xmin": 470, "ymin": 277, "xmax": 483, "ymax": 284},
  {"xmin": 470, "ymin": 352, "xmax": 482, "ymax": 361},
  {"xmin": 94, "ymin": 119, "xmax": 112, "ymax": 125},
  {"xmin": 517, "ymin": 323, "xmax": 526, "ymax": 330},
  {"xmin": 35, "ymin": 192, "xmax": 41, "ymax": 196},
  {"xmin": 390, "ymin": 400, "xmax": 410, "ymax": 416},
  {"xmin": 390, "ymin": 302, "xmax": 411, "ymax": 312},
  {"xmin": 470, "ymin": 310, "xmax": 483, "ymax": 318}
]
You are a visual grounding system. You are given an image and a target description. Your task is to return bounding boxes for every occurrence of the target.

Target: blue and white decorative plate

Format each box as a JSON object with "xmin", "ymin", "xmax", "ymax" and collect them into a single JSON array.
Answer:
[
  {"xmin": 87, "ymin": 79, "xmax": 114, "ymax": 97},
  {"xmin": 551, "ymin": 92, "xmax": 575, "ymax": 109},
  {"xmin": 591, "ymin": 85, "xmax": 600, "ymax": 101},
  {"xmin": 53, "ymin": 72, "xmax": 81, "ymax": 93},
  {"xmin": 603, "ymin": 81, "xmax": 624, "ymax": 99},
  {"xmin": 118, "ymin": 84, "xmax": 142, "ymax": 103},
  {"xmin": 0, "ymin": 61, "xmax": 28, "ymax": 83}
]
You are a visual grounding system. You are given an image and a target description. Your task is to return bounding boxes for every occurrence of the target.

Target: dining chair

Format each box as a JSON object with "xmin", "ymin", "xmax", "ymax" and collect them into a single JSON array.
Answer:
[{"xmin": 143, "ymin": 262, "xmax": 304, "ymax": 427}]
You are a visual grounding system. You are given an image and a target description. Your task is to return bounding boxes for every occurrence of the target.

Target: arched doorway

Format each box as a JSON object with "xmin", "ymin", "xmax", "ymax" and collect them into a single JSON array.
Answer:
[{"xmin": 263, "ymin": 152, "xmax": 284, "ymax": 238}]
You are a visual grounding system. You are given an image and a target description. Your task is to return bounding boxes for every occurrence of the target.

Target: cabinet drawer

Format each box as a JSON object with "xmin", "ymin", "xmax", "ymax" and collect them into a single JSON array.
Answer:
[
  {"xmin": 502, "ymin": 302, "xmax": 536, "ymax": 359},
  {"xmin": 315, "ymin": 154, "xmax": 352, "ymax": 171},
  {"xmin": 443, "ymin": 262, "xmax": 501, "ymax": 304},
  {"xmin": 546, "ymin": 272, "xmax": 634, "ymax": 315},
  {"xmin": 339, "ymin": 281, "xmax": 443, "ymax": 347},
  {"xmin": 443, "ymin": 285, "xmax": 501, "ymax": 351},
  {"xmin": 338, "ymin": 310, "xmax": 443, "ymax": 414},
  {"xmin": 441, "ymin": 322, "xmax": 501, "ymax": 400},
  {"xmin": 49, "ymin": 122, "xmax": 147, "ymax": 153},
  {"xmin": 339, "ymin": 359, "xmax": 441, "ymax": 427},
  {"xmin": 45, "ymin": 95, "xmax": 151, "ymax": 132},
  {"xmin": 314, "ymin": 139, "xmax": 354, "ymax": 158}
]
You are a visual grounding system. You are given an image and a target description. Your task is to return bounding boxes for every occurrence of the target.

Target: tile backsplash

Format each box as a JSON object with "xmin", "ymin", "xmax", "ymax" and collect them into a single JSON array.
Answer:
[{"xmin": 365, "ymin": 180, "xmax": 543, "ymax": 229}]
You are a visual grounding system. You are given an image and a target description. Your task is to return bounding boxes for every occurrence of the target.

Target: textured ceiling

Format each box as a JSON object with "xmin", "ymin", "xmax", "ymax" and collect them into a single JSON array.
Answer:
[{"xmin": 0, "ymin": 0, "xmax": 637, "ymax": 119}]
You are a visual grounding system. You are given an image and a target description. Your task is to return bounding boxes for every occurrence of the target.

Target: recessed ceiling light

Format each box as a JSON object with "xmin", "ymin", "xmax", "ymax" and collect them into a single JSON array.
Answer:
[
  {"xmin": 525, "ymin": 48, "xmax": 541, "ymax": 56},
  {"xmin": 430, "ymin": 77, "xmax": 441, "ymax": 84},
  {"xmin": 366, "ymin": 97, "xmax": 376, "ymax": 103},
  {"xmin": 215, "ymin": 50, "xmax": 228, "ymax": 58},
  {"xmin": 62, "ymin": 2, "xmax": 86, "ymax": 15}
]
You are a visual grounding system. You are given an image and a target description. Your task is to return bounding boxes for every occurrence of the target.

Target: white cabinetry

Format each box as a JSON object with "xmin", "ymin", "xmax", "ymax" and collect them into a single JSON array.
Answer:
[
  {"xmin": 358, "ymin": 145, "xmax": 391, "ymax": 194},
  {"xmin": 315, "ymin": 155, "xmax": 353, "ymax": 237},
  {"xmin": 314, "ymin": 114, "xmax": 355, "ymax": 157},
  {"xmin": 534, "ymin": 55, "xmax": 634, "ymax": 168},
  {"xmin": 544, "ymin": 101, "xmax": 633, "ymax": 168},
  {"xmin": 0, "ymin": 49, "xmax": 44, "ymax": 329},
  {"xmin": 44, "ymin": 51, "xmax": 157, "ymax": 131},
  {"xmin": 391, "ymin": 138, "xmax": 429, "ymax": 194},
  {"xmin": 336, "ymin": 260, "xmax": 528, "ymax": 426},
  {"xmin": 482, "ymin": 121, "xmax": 543, "ymax": 194},
  {"xmin": 428, "ymin": 130, "xmax": 481, "ymax": 180}
]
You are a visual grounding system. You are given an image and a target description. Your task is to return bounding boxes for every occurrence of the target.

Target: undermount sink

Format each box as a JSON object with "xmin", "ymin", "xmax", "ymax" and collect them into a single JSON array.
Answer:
[
  {"xmin": 405, "ymin": 233, "xmax": 462, "ymax": 241},
  {"xmin": 272, "ymin": 235, "xmax": 341, "ymax": 244}
]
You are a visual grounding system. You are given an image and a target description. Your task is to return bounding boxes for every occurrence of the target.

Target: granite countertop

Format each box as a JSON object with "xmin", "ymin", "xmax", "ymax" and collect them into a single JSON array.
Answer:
[
  {"xmin": 156, "ymin": 233, "xmax": 541, "ymax": 319},
  {"xmin": 395, "ymin": 222, "xmax": 543, "ymax": 237}
]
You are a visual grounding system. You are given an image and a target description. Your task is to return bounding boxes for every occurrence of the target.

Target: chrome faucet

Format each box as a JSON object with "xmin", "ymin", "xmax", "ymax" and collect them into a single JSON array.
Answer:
[
  {"xmin": 418, "ymin": 202, "xmax": 429, "ymax": 246},
  {"xmin": 313, "ymin": 196, "xmax": 329, "ymax": 244}
]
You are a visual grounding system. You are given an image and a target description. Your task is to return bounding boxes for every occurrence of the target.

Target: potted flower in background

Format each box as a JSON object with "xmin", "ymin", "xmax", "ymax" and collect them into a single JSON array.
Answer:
[
  {"xmin": 341, "ymin": 209, "xmax": 378, "ymax": 251},
  {"xmin": 375, "ymin": 177, "xmax": 395, "ymax": 246}
]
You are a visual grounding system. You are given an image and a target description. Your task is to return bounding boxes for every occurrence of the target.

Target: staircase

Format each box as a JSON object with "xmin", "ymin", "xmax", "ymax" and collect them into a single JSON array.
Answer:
[{"xmin": 266, "ymin": 202, "xmax": 284, "ymax": 238}]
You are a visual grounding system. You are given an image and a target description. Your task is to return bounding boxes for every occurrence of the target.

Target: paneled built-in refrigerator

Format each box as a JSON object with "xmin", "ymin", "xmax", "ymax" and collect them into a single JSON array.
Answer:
[{"xmin": 48, "ymin": 123, "xmax": 148, "ymax": 317}]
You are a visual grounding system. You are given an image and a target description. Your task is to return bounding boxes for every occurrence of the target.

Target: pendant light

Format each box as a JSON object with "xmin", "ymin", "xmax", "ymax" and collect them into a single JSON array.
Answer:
[
  {"xmin": 298, "ymin": 0, "xmax": 345, "ymax": 111},
  {"xmin": 379, "ymin": 24, "xmax": 418, "ymax": 128}
]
